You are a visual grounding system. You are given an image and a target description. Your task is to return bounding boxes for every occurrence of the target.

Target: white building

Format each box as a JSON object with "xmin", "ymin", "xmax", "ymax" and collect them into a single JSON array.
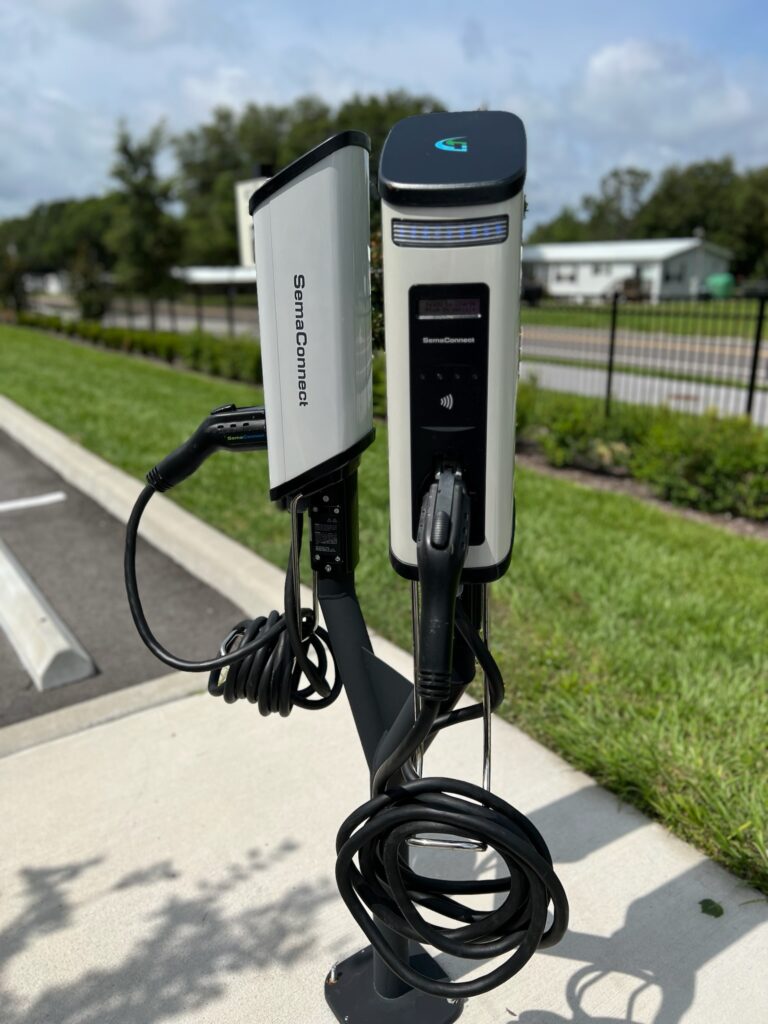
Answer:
[
  {"xmin": 522, "ymin": 238, "xmax": 731, "ymax": 302},
  {"xmin": 23, "ymin": 271, "xmax": 68, "ymax": 296}
]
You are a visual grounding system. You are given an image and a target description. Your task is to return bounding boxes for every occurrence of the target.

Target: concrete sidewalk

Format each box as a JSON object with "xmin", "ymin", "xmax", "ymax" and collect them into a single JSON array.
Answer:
[{"xmin": 1, "ymin": 397, "xmax": 766, "ymax": 1023}]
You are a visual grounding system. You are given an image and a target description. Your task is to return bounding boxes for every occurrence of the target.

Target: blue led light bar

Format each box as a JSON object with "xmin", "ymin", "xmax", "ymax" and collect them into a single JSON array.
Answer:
[{"xmin": 391, "ymin": 215, "xmax": 509, "ymax": 248}]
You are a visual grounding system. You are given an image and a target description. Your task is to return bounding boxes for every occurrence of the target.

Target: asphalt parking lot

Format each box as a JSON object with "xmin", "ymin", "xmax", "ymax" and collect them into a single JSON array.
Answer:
[{"xmin": 0, "ymin": 430, "xmax": 242, "ymax": 726}]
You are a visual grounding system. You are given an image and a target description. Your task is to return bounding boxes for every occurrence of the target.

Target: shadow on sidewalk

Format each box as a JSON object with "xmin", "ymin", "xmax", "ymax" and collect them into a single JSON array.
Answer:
[
  {"xmin": 0, "ymin": 839, "xmax": 335, "ymax": 1024},
  {"xmin": 510, "ymin": 859, "xmax": 762, "ymax": 1024},
  {"xmin": 413, "ymin": 785, "xmax": 765, "ymax": 1024},
  {"xmin": 2, "ymin": 785, "xmax": 764, "ymax": 1024}
]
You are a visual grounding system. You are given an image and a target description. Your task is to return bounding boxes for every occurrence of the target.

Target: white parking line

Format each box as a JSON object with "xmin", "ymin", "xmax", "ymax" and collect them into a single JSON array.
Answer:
[{"xmin": 0, "ymin": 490, "xmax": 67, "ymax": 514}]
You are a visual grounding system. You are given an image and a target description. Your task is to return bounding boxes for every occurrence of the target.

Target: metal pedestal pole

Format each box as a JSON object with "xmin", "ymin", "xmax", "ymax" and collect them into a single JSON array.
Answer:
[
  {"xmin": 324, "ymin": 947, "xmax": 463, "ymax": 1023},
  {"xmin": 312, "ymin": 473, "xmax": 482, "ymax": 1023}
]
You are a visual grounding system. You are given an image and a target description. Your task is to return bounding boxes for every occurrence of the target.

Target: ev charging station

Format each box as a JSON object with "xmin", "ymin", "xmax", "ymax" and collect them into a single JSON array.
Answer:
[
  {"xmin": 125, "ymin": 111, "xmax": 568, "ymax": 1023},
  {"xmin": 380, "ymin": 110, "xmax": 526, "ymax": 581}
]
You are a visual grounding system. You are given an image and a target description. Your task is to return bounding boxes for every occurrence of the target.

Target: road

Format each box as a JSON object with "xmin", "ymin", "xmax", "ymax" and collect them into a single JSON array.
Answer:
[
  {"xmin": 522, "ymin": 324, "xmax": 766, "ymax": 386},
  {"xmin": 521, "ymin": 358, "xmax": 768, "ymax": 426}
]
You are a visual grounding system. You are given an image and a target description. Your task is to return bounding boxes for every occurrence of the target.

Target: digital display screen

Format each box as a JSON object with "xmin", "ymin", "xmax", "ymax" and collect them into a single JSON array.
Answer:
[{"xmin": 418, "ymin": 297, "xmax": 482, "ymax": 318}]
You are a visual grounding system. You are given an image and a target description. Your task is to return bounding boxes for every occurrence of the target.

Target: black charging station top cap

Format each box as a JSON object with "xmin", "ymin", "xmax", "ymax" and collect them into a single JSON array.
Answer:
[
  {"xmin": 378, "ymin": 110, "xmax": 526, "ymax": 208},
  {"xmin": 248, "ymin": 131, "xmax": 371, "ymax": 215}
]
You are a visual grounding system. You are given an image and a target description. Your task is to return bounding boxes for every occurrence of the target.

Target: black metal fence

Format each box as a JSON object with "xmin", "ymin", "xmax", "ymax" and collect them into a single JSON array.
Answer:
[
  {"xmin": 520, "ymin": 294, "xmax": 767, "ymax": 426},
  {"xmin": 30, "ymin": 285, "xmax": 767, "ymax": 426}
]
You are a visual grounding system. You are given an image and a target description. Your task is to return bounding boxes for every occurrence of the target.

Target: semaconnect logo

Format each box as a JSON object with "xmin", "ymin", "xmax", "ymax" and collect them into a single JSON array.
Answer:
[
  {"xmin": 293, "ymin": 274, "xmax": 308, "ymax": 407},
  {"xmin": 434, "ymin": 136, "xmax": 468, "ymax": 153}
]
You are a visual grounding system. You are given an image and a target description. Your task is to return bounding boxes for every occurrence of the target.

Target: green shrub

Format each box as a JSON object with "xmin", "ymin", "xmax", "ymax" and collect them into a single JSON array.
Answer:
[
  {"xmin": 200, "ymin": 336, "xmax": 221, "ymax": 377},
  {"xmin": 99, "ymin": 327, "xmax": 127, "ymax": 350},
  {"xmin": 220, "ymin": 339, "xmax": 262, "ymax": 382},
  {"xmin": 537, "ymin": 394, "xmax": 606, "ymax": 468},
  {"xmin": 17, "ymin": 311, "xmax": 63, "ymax": 332},
  {"xmin": 179, "ymin": 332, "xmax": 206, "ymax": 372},
  {"xmin": 633, "ymin": 411, "xmax": 768, "ymax": 519},
  {"xmin": 533, "ymin": 391, "xmax": 654, "ymax": 473},
  {"xmin": 148, "ymin": 333, "xmax": 176, "ymax": 363},
  {"xmin": 75, "ymin": 320, "xmax": 101, "ymax": 342}
]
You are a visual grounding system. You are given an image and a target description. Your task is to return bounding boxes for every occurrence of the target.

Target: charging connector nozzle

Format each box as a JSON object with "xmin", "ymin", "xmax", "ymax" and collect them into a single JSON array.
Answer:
[
  {"xmin": 415, "ymin": 467, "xmax": 471, "ymax": 702},
  {"xmin": 147, "ymin": 404, "xmax": 267, "ymax": 492}
]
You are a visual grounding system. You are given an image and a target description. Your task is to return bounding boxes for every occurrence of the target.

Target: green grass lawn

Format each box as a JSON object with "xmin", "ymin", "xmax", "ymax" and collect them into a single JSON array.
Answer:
[
  {"xmin": 1, "ymin": 323, "xmax": 767, "ymax": 893},
  {"xmin": 522, "ymin": 298, "xmax": 761, "ymax": 339}
]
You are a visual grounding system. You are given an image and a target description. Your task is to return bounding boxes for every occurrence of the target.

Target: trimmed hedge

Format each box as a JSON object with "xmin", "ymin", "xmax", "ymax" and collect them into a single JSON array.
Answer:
[
  {"xmin": 632, "ymin": 411, "xmax": 768, "ymax": 519},
  {"xmin": 519, "ymin": 381, "xmax": 768, "ymax": 521},
  {"xmin": 17, "ymin": 311, "xmax": 263, "ymax": 384}
]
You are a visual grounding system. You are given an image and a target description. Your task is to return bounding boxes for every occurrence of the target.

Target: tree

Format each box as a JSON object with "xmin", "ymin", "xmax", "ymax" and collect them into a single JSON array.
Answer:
[
  {"xmin": 238, "ymin": 102, "xmax": 287, "ymax": 172},
  {"xmin": 733, "ymin": 167, "xmax": 768, "ymax": 277},
  {"xmin": 278, "ymin": 96, "xmax": 334, "ymax": 166},
  {"xmin": 0, "ymin": 243, "xmax": 27, "ymax": 313},
  {"xmin": 174, "ymin": 103, "xmax": 291, "ymax": 265},
  {"xmin": 173, "ymin": 91, "xmax": 446, "ymax": 265},
  {"xmin": 106, "ymin": 123, "xmax": 182, "ymax": 307},
  {"xmin": 524, "ymin": 157, "xmax": 768, "ymax": 278},
  {"xmin": 527, "ymin": 206, "xmax": 590, "ymax": 244},
  {"xmin": 0, "ymin": 194, "xmax": 121, "ymax": 276},
  {"xmin": 528, "ymin": 167, "xmax": 651, "ymax": 243},
  {"xmin": 583, "ymin": 168, "xmax": 651, "ymax": 239},
  {"xmin": 632, "ymin": 158, "xmax": 739, "ymax": 249},
  {"xmin": 69, "ymin": 242, "xmax": 111, "ymax": 320}
]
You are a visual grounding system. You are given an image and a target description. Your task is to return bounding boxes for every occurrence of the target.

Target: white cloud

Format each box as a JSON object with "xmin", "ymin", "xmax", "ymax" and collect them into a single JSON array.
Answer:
[
  {"xmin": 0, "ymin": 83, "xmax": 113, "ymax": 213},
  {"xmin": 502, "ymin": 38, "xmax": 768, "ymax": 230},
  {"xmin": 574, "ymin": 39, "xmax": 755, "ymax": 142},
  {"xmin": 30, "ymin": 0, "xmax": 184, "ymax": 46},
  {"xmin": 182, "ymin": 66, "xmax": 257, "ymax": 115}
]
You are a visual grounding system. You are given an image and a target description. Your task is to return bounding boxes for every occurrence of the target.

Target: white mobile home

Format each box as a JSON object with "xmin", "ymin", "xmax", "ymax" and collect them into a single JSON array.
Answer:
[{"xmin": 522, "ymin": 238, "xmax": 731, "ymax": 302}]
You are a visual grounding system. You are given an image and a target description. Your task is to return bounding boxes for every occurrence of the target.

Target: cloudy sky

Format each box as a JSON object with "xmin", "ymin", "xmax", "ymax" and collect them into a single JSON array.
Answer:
[{"xmin": 1, "ymin": 0, "xmax": 766, "ymax": 229}]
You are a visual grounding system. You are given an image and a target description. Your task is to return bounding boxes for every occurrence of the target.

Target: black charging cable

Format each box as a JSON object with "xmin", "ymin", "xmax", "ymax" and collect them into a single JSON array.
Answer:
[
  {"xmin": 334, "ymin": 468, "xmax": 569, "ymax": 999},
  {"xmin": 123, "ymin": 404, "xmax": 341, "ymax": 715}
]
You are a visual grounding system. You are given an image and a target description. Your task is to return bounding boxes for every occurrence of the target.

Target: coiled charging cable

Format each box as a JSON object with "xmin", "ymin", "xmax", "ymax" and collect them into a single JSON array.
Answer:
[
  {"xmin": 334, "ymin": 469, "xmax": 569, "ymax": 998},
  {"xmin": 123, "ymin": 404, "xmax": 341, "ymax": 715}
]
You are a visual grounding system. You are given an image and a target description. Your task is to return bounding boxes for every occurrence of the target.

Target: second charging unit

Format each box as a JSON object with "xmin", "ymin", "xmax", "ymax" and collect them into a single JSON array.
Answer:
[{"xmin": 380, "ymin": 110, "xmax": 526, "ymax": 580}]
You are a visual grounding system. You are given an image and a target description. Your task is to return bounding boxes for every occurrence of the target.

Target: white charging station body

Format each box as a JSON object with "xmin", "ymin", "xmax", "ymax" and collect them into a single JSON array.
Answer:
[
  {"xmin": 380, "ymin": 111, "xmax": 526, "ymax": 581},
  {"xmin": 250, "ymin": 132, "xmax": 374, "ymax": 501}
]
